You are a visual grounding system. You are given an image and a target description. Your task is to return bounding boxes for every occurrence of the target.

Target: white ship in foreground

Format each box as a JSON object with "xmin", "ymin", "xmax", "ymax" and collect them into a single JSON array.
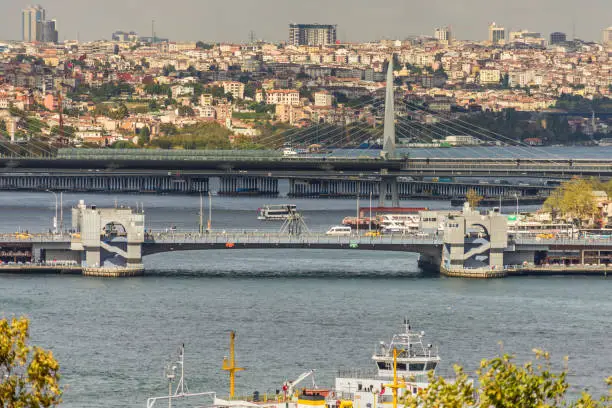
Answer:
[{"xmin": 146, "ymin": 320, "xmax": 440, "ymax": 408}]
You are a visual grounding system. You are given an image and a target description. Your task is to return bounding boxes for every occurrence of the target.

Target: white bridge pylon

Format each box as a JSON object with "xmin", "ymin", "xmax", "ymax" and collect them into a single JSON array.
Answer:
[{"xmin": 382, "ymin": 55, "xmax": 397, "ymax": 159}]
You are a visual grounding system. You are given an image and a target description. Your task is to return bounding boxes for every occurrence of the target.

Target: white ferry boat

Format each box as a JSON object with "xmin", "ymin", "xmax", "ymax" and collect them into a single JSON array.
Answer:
[
  {"xmin": 333, "ymin": 319, "xmax": 439, "ymax": 405},
  {"xmin": 257, "ymin": 204, "xmax": 298, "ymax": 221},
  {"xmin": 380, "ymin": 214, "xmax": 420, "ymax": 234}
]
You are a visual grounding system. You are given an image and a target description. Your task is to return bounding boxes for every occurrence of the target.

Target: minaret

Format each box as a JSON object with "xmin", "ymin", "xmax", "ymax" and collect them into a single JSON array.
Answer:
[{"xmin": 382, "ymin": 56, "xmax": 396, "ymax": 159}]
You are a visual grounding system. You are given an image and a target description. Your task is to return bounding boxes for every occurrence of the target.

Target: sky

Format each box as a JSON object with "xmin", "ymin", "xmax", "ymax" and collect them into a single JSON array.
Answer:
[{"xmin": 2, "ymin": 0, "xmax": 611, "ymax": 43}]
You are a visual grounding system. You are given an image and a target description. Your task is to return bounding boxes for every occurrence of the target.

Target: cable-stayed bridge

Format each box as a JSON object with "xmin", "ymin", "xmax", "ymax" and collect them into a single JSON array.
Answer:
[{"xmin": 1, "ymin": 58, "xmax": 611, "ymax": 202}]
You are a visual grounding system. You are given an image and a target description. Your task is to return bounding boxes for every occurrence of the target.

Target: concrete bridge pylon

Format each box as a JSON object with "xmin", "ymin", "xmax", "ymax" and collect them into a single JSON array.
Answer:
[{"xmin": 381, "ymin": 56, "xmax": 397, "ymax": 160}]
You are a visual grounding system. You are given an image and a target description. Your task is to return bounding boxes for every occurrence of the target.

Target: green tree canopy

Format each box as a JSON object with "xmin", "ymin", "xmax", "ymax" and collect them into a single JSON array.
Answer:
[
  {"xmin": 405, "ymin": 350, "xmax": 611, "ymax": 408},
  {"xmin": 543, "ymin": 177, "xmax": 600, "ymax": 226}
]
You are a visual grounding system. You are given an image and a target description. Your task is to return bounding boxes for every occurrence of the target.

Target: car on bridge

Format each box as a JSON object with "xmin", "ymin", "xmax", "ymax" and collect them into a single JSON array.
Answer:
[{"xmin": 326, "ymin": 226, "xmax": 352, "ymax": 236}]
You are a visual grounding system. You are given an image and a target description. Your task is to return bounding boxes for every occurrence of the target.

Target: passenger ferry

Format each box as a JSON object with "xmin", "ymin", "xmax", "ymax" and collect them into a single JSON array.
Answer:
[
  {"xmin": 508, "ymin": 221, "xmax": 577, "ymax": 238},
  {"xmin": 257, "ymin": 204, "xmax": 298, "ymax": 221},
  {"xmin": 380, "ymin": 214, "xmax": 420, "ymax": 234}
]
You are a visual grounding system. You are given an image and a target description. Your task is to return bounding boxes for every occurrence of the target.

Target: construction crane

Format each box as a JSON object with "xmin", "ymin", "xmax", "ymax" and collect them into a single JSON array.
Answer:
[
  {"xmin": 282, "ymin": 369, "xmax": 316, "ymax": 400},
  {"xmin": 222, "ymin": 331, "xmax": 244, "ymax": 399}
]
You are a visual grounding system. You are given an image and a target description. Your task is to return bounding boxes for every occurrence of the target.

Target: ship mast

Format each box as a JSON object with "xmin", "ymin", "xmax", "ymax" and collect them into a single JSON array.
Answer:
[
  {"xmin": 384, "ymin": 348, "xmax": 405, "ymax": 408},
  {"xmin": 222, "ymin": 331, "xmax": 244, "ymax": 398}
]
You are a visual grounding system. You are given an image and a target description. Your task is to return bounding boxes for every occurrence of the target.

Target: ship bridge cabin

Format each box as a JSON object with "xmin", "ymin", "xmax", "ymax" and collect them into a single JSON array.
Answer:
[{"xmin": 372, "ymin": 321, "xmax": 440, "ymax": 378}]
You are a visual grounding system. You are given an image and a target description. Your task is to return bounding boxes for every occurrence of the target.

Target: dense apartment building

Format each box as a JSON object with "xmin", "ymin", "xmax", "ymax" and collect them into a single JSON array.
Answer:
[
  {"xmin": 219, "ymin": 81, "xmax": 245, "ymax": 100},
  {"xmin": 550, "ymin": 32, "xmax": 567, "ymax": 45},
  {"xmin": 256, "ymin": 89, "xmax": 300, "ymax": 106},
  {"xmin": 434, "ymin": 26, "xmax": 452, "ymax": 45},
  {"xmin": 289, "ymin": 24, "xmax": 337, "ymax": 46}
]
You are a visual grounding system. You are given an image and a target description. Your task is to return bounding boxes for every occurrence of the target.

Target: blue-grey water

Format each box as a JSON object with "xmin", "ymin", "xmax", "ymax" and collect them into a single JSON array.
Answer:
[{"xmin": 0, "ymin": 191, "xmax": 611, "ymax": 407}]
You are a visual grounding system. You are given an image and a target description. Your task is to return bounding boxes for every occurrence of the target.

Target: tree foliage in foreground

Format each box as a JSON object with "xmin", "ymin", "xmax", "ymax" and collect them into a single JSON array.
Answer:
[
  {"xmin": 404, "ymin": 349, "xmax": 611, "ymax": 408},
  {"xmin": 543, "ymin": 177, "xmax": 601, "ymax": 226},
  {"xmin": 0, "ymin": 317, "xmax": 62, "ymax": 407}
]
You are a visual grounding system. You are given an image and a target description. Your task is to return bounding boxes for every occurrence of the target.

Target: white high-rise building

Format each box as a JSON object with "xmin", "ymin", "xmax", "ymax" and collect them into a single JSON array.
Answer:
[
  {"xmin": 434, "ymin": 26, "xmax": 452, "ymax": 45},
  {"xmin": 22, "ymin": 5, "xmax": 45, "ymax": 42},
  {"xmin": 488, "ymin": 22, "xmax": 505, "ymax": 45},
  {"xmin": 603, "ymin": 27, "xmax": 612, "ymax": 47}
]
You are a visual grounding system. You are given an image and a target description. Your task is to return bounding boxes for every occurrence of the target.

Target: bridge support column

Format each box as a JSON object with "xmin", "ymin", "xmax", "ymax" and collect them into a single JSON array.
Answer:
[
  {"xmin": 378, "ymin": 179, "xmax": 388, "ymax": 206},
  {"xmin": 390, "ymin": 180, "xmax": 399, "ymax": 207}
]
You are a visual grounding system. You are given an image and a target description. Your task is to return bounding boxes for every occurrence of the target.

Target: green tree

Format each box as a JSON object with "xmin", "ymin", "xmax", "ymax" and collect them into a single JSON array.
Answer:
[
  {"xmin": 162, "ymin": 65, "xmax": 176, "ymax": 76},
  {"xmin": 138, "ymin": 126, "xmax": 151, "ymax": 146},
  {"xmin": 50, "ymin": 125, "xmax": 76, "ymax": 139},
  {"xmin": 159, "ymin": 123, "xmax": 178, "ymax": 136},
  {"xmin": 109, "ymin": 103, "xmax": 129, "ymax": 120},
  {"xmin": 111, "ymin": 140, "xmax": 137, "ymax": 148},
  {"xmin": 406, "ymin": 350, "xmax": 611, "ymax": 408},
  {"xmin": 544, "ymin": 177, "xmax": 599, "ymax": 226},
  {"xmin": 0, "ymin": 317, "xmax": 62, "ymax": 407},
  {"xmin": 195, "ymin": 41, "xmax": 213, "ymax": 50},
  {"xmin": 244, "ymin": 83, "xmax": 257, "ymax": 99},
  {"xmin": 233, "ymin": 135, "xmax": 264, "ymax": 150},
  {"xmin": 178, "ymin": 105, "xmax": 195, "ymax": 117}
]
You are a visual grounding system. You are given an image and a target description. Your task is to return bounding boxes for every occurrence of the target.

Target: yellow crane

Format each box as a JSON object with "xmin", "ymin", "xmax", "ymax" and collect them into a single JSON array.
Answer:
[
  {"xmin": 222, "ymin": 331, "xmax": 244, "ymax": 398},
  {"xmin": 384, "ymin": 348, "xmax": 406, "ymax": 408}
]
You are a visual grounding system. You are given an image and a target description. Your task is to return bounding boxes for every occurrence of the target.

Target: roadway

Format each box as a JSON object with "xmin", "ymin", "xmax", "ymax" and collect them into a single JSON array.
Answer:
[{"xmin": 2, "ymin": 156, "xmax": 612, "ymax": 179}]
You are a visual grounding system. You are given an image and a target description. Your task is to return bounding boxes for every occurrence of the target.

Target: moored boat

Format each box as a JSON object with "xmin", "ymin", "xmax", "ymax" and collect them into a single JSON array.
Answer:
[{"xmin": 257, "ymin": 204, "xmax": 298, "ymax": 220}]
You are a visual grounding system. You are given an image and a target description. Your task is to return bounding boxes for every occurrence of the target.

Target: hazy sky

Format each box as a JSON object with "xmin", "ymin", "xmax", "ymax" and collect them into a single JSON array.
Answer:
[{"xmin": 2, "ymin": 0, "xmax": 611, "ymax": 43}]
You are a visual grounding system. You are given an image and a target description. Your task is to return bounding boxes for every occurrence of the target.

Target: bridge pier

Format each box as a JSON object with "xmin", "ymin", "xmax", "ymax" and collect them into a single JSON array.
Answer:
[
  {"xmin": 378, "ymin": 178, "xmax": 399, "ymax": 206},
  {"xmin": 288, "ymin": 179, "xmax": 380, "ymax": 198},
  {"xmin": 70, "ymin": 200, "xmax": 145, "ymax": 276},
  {"xmin": 0, "ymin": 173, "xmax": 209, "ymax": 194},
  {"xmin": 218, "ymin": 176, "xmax": 278, "ymax": 196},
  {"xmin": 440, "ymin": 204, "xmax": 508, "ymax": 277}
]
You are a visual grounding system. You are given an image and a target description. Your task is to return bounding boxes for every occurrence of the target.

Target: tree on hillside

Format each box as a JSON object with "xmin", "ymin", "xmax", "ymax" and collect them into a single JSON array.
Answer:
[
  {"xmin": 405, "ymin": 349, "xmax": 611, "ymax": 408},
  {"xmin": 0, "ymin": 317, "xmax": 62, "ymax": 407},
  {"xmin": 138, "ymin": 126, "xmax": 151, "ymax": 146}
]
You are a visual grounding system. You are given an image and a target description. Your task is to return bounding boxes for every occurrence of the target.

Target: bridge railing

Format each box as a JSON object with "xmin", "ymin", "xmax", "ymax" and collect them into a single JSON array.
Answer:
[
  {"xmin": 144, "ymin": 230, "xmax": 443, "ymax": 245},
  {"xmin": 402, "ymin": 163, "xmax": 612, "ymax": 172},
  {"xmin": 0, "ymin": 232, "xmax": 72, "ymax": 242},
  {"xmin": 514, "ymin": 237, "xmax": 612, "ymax": 246}
]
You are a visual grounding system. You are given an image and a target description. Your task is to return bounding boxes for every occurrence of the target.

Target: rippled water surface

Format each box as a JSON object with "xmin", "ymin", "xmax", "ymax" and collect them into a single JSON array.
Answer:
[{"xmin": 0, "ymin": 193, "xmax": 610, "ymax": 407}]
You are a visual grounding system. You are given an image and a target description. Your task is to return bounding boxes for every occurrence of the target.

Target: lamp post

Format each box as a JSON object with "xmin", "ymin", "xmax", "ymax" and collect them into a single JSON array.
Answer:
[
  {"xmin": 46, "ymin": 190, "xmax": 58, "ymax": 234},
  {"xmin": 199, "ymin": 192, "xmax": 204, "ymax": 234},
  {"xmin": 369, "ymin": 191, "xmax": 373, "ymax": 232},
  {"xmin": 207, "ymin": 191, "xmax": 212, "ymax": 231}
]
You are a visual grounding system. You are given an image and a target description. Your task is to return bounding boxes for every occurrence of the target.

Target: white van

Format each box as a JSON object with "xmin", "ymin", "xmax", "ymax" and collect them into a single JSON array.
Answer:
[{"xmin": 326, "ymin": 226, "xmax": 352, "ymax": 236}]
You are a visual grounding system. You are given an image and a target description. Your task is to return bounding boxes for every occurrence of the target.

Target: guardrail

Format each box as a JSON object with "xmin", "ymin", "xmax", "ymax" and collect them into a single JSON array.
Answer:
[
  {"xmin": 514, "ymin": 237, "xmax": 612, "ymax": 246},
  {"xmin": 144, "ymin": 231, "xmax": 443, "ymax": 246}
]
